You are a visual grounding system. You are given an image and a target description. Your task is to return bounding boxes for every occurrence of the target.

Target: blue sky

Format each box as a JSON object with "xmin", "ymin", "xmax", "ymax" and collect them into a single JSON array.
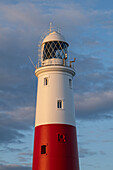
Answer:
[{"xmin": 0, "ymin": 0, "xmax": 113, "ymax": 170}]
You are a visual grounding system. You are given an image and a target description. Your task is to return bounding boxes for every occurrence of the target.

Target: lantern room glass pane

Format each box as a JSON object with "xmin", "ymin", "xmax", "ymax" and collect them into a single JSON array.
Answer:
[{"xmin": 43, "ymin": 41, "xmax": 68, "ymax": 60}]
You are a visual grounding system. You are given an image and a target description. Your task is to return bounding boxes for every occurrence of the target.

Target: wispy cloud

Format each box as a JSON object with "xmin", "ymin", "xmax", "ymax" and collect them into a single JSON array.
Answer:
[
  {"xmin": 75, "ymin": 90, "xmax": 113, "ymax": 119},
  {"xmin": 0, "ymin": 106, "xmax": 35, "ymax": 145},
  {"xmin": 0, "ymin": 125, "xmax": 24, "ymax": 144},
  {"xmin": 79, "ymin": 147, "xmax": 97, "ymax": 158},
  {"xmin": 0, "ymin": 164, "xmax": 31, "ymax": 170}
]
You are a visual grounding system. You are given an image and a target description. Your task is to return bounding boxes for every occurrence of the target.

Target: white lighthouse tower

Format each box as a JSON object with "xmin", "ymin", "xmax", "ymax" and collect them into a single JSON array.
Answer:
[{"xmin": 32, "ymin": 28, "xmax": 79, "ymax": 170}]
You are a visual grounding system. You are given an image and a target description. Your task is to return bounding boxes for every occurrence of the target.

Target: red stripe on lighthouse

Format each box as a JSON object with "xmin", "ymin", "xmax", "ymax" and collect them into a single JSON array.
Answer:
[{"xmin": 32, "ymin": 124, "xmax": 79, "ymax": 170}]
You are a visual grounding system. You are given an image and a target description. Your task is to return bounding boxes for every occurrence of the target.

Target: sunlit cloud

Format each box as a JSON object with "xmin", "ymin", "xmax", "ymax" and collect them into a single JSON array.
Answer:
[{"xmin": 75, "ymin": 90, "xmax": 113, "ymax": 118}]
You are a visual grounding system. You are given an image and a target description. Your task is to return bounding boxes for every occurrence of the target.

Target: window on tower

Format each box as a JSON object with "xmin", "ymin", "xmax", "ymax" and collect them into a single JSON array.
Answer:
[
  {"xmin": 58, "ymin": 134, "xmax": 66, "ymax": 143},
  {"xmin": 57, "ymin": 100, "xmax": 63, "ymax": 109},
  {"xmin": 69, "ymin": 79, "xmax": 72, "ymax": 88},
  {"xmin": 41, "ymin": 145, "xmax": 46, "ymax": 154},
  {"xmin": 44, "ymin": 77, "xmax": 48, "ymax": 85}
]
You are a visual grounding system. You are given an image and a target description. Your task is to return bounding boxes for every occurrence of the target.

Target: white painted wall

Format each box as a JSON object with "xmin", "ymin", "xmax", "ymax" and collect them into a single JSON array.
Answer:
[{"xmin": 35, "ymin": 65, "xmax": 76, "ymax": 127}]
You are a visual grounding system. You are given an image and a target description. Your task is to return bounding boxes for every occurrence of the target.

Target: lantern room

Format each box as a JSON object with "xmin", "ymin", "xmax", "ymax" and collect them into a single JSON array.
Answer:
[{"xmin": 41, "ymin": 31, "xmax": 69, "ymax": 66}]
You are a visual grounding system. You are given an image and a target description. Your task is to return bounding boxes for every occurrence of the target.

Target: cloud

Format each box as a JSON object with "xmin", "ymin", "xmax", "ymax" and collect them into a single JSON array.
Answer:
[
  {"xmin": 0, "ymin": 106, "xmax": 35, "ymax": 129},
  {"xmin": 19, "ymin": 152, "xmax": 32, "ymax": 156},
  {"xmin": 108, "ymin": 66, "xmax": 113, "ymax": 71},
  {"xmin": 18, "ymin": 152, "xmax": 33, "ymax": 163},
  {"xmin": 0, "ymin": 106, "xmax": 35, "ymax": 145},
  {"xmin": 0, "ymin": 161, "xmax": 9, "ymax": 165},
  {"xmin": 75, "ymin": 90, "xmax": 113, "ymax": 119},
  {"xmin": 74, "ymin": 71, "xmax": 113, "ymax": 93},
  {"xmin": 0, "ymin": 164, "xmax": 31, "ymax": 170},
  {"xmin": 102, "ymin": 139, "xmax": 113, "ymax": 143},
  {"xmin": 1, "ymin": 1, "xmax": 112, "ymax": 44},
  {"xmin": 72, "ymin": 54, "xmax": 113, "ymax": 94},
  {"xmin": 99, "ymin": 151, "xmax": 106, "ymax": 155},
  {"xmin": 0, "ymin": 146, "xmax": 22, "ymax": 153},
  {"xmin": 75, "ymin": 55, "xmax": 104, "ymax": 74},
  {"xmin": 79, "ymin": 147, "xmax": 97, "ymax": 158},
  {"xmin": 18, "ymin": 152, "xmax": 33, "ymax": 165},
  {"xmin": 0, "ymin": 125, "xmax": 24, "ymax": 144}
]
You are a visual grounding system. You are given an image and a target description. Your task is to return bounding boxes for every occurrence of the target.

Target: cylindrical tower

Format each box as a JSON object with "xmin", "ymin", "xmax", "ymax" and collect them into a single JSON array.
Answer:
[{"xmin": 32, "ymin": 30, "xmax": 79, "ymax": 170}]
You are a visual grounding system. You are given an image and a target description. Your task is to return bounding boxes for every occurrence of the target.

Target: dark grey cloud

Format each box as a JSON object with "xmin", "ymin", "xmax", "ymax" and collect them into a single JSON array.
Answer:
[
  {"xmin": 0, "ymin": 0, "xmax": 71, "ymax": 5},
  {"xmin": 75, "ymin": 56, "xmax": 104, "ymax": 74},
  {"xmin": 102, "ymin": 20, "xmax": 113, "ymax": 29},
  {"xmin": 74, "ymin": 71, "xmax": 113, "ymax": 93},
  {"xmin": 108, "ymin": 66, "xmax": 113, "ymax": 71},
  {"xmin": 18, "ymin": 152, "xmax": 33, "ymax": 163},
  {"xmin": 102, "ymin": 139, "xmax": 113, "ymax": 143},
  {"xmin": 73, "ymin": 54, "xmax": 113, "ymax": 93},
  {"xmin": 0, "ymin": 107, "xmax": 34, "ymax": 144},
  {"xmin": 18, "ymin": 157, "xmax": 29, "ymax": 163},
  {"xmin": 19, "ymin": 152, "xmax": 32, "ymax": 156},
  {"xmin": 0, "ymin": 146, "xmax": 22, "ymax": 153},
  {"xmin": 0, "ymin": 164, "xmax": 31, "ymax": 170},
  {"xmin": 79, "ymin": 147, "xmax": 97, "ymax": 158},
  {"xmin": 74, "ymin": 90, "xmax": 113, "ymax": 119},
  {"xmin": 81, "ymin": 163, "xmax": 100, "ymax": 169},
  {"xmin": 79, "ymin": 147, "xmax": 107, "ymax": 160},
  {"xmin": 0, "ymin": 125, "xmax": 24, "ymax": 144},
  {"xmin": 99, "ymin": 151, "xmax": 106, "ymax": 155},
  {"xmin": 70, "ymin": 52, "xmax": 113, "ymax": 119},
  {"xmin": 0, "ymin": 161, "xmax": 8, "ymax": 165},
  {"xmin": 0, "ymin": 110, "xmax": 34, "ymax": 131}
]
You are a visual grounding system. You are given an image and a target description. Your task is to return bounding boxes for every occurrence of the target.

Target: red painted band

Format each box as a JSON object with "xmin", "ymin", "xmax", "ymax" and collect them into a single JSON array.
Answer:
[{"xmin": 32, "ymin": 124, "xmax": 79, "ymax": 170}]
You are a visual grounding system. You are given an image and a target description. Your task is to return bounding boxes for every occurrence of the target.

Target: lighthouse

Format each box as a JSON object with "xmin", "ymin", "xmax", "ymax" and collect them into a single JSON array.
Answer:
[{"xmin": 32, "ymin": 28, "xmax": 79, "ymax": 170}]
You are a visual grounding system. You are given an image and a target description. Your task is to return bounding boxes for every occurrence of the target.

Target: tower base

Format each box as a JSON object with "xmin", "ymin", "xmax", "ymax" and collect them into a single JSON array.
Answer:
[{"xmin": 32, "ymin": 124, "xmax": 79, "ymax": 170}]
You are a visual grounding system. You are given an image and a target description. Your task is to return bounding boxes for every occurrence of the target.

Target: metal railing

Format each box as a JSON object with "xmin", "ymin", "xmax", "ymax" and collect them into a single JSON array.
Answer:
[{"xmin": 36, "ymin": 58, "xmax": 75, "ymax": 70}]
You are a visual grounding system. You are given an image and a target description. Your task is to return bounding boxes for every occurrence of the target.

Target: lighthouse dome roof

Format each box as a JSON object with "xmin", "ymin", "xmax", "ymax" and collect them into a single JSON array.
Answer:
[{"xmin": 42, "ymin": 31, "xmax": 69, "ymax": 46}]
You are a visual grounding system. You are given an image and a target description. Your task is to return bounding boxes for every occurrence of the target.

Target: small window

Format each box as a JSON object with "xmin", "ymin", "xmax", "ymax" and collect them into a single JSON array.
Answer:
[
  {"xmin": 41, "ymin": 145, "xmax": 46, "ymax": 154},
  {"xmin": 44, "ymin": 77, "xmax": 48, "ymax": 85},
  {"xmin": 69, "ymin": 79, "xmax": 72, "ymax": 88},
  {"xmin": 57, "ymin": 100, "xmax": 63, "ymax": 109},
  {"xmin": 58, "ymin": 134, "xmax": 66, "ymax": 143}
]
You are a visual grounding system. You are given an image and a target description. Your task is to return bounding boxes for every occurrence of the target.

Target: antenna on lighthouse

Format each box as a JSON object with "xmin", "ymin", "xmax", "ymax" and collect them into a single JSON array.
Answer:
[
  {"xmin": 49, "ymin": 22, "xmax": 52, "ymax": 33},
  {"xmin": 28, "ymin": 56, "xmax": 36, "ymax": 68}
]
